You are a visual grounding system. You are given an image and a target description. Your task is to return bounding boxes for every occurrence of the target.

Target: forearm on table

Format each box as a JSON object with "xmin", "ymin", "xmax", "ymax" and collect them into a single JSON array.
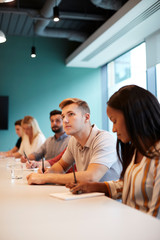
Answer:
[
  {"xmin": 37, "ymin": 171, "xmax": 81, "ymax": 185},
  {"xmin": 42, "ymin": 170, "xmax": 103, "ymax": 185},
  {"xmin": 47, "ymin": 160, "xmax": 66, "ymax": 174},
  {"xmin": 9, "ymin": 146, "xmax": 18, "ymax": 154},
  {"xmin": 13, "ymin": 152, "xmax": 21, "ymax": 158},
  {"xmin": 47, "ymin": 163, "xmax": 107, "ymax": 183},
  {"xmin": 27, "ymin": 164, "xmax": 108, "ymax": 185},
  {"xmin": 28, "ymin": 160, "xmax": 109, "ymax": 185}
]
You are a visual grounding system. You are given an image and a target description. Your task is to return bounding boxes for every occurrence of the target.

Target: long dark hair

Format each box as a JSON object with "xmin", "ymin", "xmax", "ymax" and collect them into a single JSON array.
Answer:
[{"xmin": 107, "ymin": 85, "xmax": 160, "ymax": 177}]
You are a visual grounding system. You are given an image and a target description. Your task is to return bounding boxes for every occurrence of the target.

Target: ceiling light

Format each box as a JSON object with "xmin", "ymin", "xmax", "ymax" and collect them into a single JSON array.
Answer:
[
  {"xmin": 0, "ymin": 30, "xmax": 6, "ymax": 43},
  {"xmin": 53, "ymin": 6, "xmax": 60, "ymax": 22},
  {"xmin": 0, "ymin": 0, "xmax": 15, "ymax": 2},
  {"xmin": 31, "ymin": 46, "xmax": 36, "ymax": 58}
]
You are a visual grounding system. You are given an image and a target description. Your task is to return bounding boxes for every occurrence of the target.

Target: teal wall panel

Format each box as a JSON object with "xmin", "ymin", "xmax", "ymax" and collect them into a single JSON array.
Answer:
[{"xmin": 0, "ymin": 36, "xmax": 102, "ymax": 151}]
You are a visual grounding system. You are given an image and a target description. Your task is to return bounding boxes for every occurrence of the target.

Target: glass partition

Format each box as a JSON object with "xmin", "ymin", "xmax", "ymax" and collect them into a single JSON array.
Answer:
[
  {"xmin": 107, "ymin": 42, "xmax": 146, "ymax": 133},
  {"xmin": 156, "ymin": 63, "xmax": 160, "ymax": 102}
]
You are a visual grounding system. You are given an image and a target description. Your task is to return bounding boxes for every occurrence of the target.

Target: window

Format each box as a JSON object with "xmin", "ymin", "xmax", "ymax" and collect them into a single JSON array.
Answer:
[
  {"xmin": 156, "ymin": 63, "xmax": 160, "ymax": 102},
  {"xmin": 107, "ymin": 43, "xmax": 146, "ymax": 133}
]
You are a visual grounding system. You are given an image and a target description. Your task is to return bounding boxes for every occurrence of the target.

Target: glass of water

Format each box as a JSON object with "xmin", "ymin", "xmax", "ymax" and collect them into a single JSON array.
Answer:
[{"xmin": 11, "ymin": 162, "xmax": 23, "ymax": 179}]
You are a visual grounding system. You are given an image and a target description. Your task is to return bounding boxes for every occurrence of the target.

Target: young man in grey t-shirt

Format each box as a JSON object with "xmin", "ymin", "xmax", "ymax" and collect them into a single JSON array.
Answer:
[{"xmin": 27, "ymin": 98, "xmax": 121, "ymax": 185}]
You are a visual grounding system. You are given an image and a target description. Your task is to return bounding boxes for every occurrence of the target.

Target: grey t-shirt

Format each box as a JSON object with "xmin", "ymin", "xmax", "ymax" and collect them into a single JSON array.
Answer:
[{"xmin": 62, "ymin": 125, "xmax": 121, "ymax": 182}]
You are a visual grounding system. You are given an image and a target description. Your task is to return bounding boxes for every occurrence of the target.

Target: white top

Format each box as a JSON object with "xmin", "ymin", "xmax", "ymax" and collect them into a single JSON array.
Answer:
[
  {"xmin": 62, "ymin": 125, "xmax": 121, "ymax": 181},
  {"xmin": 0, "ymin": 159, "xmax": 160, "ymax": 240},
  {"xmin": 19, "ymin": 133, "xmax": 46, "ymax": 156}
]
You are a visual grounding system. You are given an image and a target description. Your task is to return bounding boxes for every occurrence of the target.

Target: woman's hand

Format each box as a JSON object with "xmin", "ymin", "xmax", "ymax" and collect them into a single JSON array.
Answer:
[
  {"xmin": 66, "ymin": 182, "xmax": 97, "ymax": 194},
  {"xmin": 26, "ymin": 160, "xmax": 40, "ymax": 169},
  {"xmin": 21, "ymin": 156, "xmax": 27, "ymax": 163},
  {"xmin": 66, "ymin": 182, "xmax": 108, "ymax": 195}
]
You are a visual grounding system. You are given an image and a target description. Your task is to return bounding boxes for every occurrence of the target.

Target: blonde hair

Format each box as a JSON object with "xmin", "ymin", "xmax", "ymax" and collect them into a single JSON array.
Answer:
[
  {"xmin": 59, "ymin": 98, "xmax": 90, "ymax": 114},
  {"xmin": 22, "ymin": 116, "xmax": 42, "ymax": 139}
]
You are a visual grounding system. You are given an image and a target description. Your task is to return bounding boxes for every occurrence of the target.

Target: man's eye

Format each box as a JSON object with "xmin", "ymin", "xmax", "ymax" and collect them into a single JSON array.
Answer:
[{"xmin": 68, "ymin": 113, "xmax": 74, "ymax": 117}]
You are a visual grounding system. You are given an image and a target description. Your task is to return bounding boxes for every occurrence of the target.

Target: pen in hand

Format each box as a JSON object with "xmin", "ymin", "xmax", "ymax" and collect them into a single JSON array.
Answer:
[
  {"xmin": 23, "ymin": 151, "xmax": 31, "ymax": 163},
  {"xmin": 72, "ymin": 163, "xmax": 82, "ymax": 194},
  {"xmin": 42, "ymin": 157, "xmax": 45, "ymax": 173},
  {"xmin": 72, "ymin": 163, "xmax": 77, "ymax": 184}
]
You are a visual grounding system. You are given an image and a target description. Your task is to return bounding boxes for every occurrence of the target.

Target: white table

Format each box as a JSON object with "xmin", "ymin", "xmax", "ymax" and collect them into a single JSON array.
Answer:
[{"xmin": 0, "ymin": 159, "xmax": 160, "ymax": 240}]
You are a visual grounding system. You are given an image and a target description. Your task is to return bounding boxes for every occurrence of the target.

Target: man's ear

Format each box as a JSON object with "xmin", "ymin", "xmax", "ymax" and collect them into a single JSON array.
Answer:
[{"xmin": 84, "ymin": 113, "xmax": 90, "ymax": 122}]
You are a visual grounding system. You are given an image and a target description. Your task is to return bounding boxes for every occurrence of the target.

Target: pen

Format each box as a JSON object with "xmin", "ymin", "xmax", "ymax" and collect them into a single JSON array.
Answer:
[
  {"xmin": 72, "ymin": 163, "xmax": 77, "ymax": 184},
  {"xmin": 23, "ymin": 151, "xmax": 30, "ymax": 163},
  {"xmin": 42, "ymin": 157, "xmax": 45, "ymax": 173},
  {"xmin": 72, "ymin": 163, "xmax": 82, "ymax": 194}
]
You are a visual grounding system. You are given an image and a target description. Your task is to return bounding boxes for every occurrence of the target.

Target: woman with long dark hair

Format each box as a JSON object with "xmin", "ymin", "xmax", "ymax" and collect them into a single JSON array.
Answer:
[{"xmin": 67, "ymin": 85, "xmax": 160, "ymax": 218}]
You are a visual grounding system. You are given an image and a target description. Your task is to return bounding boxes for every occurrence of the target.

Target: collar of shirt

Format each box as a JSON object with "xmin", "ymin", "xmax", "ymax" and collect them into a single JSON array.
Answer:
[
  {"xmin": 53, "ymin": 132, "xmax": 69, "ymax": 141},
  {"xmin": 76, "ymin": 124, "xmax": 100, "ymax": 150}
]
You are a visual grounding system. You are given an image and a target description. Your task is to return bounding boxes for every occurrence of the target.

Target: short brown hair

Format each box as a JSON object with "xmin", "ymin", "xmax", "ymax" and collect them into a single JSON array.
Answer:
[
  {"xmin": 15, "ymin": 119, "xmax": 22, "ymax": 126},
  {"xmin": 59, "ymin": 98, "xmax": 90, "ymax": 114},
  {"xmin": 50, "ymin": 110, "xmax": 62, "ymax": 118}
]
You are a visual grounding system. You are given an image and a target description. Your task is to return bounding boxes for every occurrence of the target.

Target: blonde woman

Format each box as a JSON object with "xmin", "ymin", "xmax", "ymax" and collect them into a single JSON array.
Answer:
[{"xmin": 13, "ymin": 116, "xmax": 46, "ymax": 159}]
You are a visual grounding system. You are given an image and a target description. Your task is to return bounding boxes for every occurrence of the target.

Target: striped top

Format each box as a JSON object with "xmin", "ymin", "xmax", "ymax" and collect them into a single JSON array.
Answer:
[{"xmin": 105, "ymin": 145, "xmax": 160, "ymax": 218}]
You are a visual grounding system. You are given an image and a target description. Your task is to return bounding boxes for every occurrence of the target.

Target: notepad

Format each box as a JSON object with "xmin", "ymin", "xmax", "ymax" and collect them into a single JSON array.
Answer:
[{"xmin": 49, "ymin": 191, "xmax": 104, "ymax": 200}]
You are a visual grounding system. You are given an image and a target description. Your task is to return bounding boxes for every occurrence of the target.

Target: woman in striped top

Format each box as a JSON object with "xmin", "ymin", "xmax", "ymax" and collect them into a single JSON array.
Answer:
[{"xmin": 67, "ymin": 85, "xmax": 160, "ymax": 218}]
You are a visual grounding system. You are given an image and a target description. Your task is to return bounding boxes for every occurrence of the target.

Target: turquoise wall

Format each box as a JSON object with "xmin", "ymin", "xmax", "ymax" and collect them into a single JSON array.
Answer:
[{"xmin": 0, "ymin": 36, "xmax": 102, "ymax": 151}]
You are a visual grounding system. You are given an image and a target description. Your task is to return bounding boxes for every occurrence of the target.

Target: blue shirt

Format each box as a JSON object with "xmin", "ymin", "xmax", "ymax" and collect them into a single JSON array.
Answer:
[{"xmin": 32, "ymin": 133, "xmax": 70, "ymax": 161}]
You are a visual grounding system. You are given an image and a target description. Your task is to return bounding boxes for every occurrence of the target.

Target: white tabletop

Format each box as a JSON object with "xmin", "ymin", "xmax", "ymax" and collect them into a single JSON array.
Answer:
[{"xmin": 0, "ymin": 159, "xmax": 160, "ymax": 240}]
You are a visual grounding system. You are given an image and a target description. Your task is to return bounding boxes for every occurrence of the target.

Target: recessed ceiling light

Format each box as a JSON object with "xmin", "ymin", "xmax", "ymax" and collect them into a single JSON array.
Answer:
[{"xmin": 0, "ymin": 0, "xmax": 15, "ymax": 3}]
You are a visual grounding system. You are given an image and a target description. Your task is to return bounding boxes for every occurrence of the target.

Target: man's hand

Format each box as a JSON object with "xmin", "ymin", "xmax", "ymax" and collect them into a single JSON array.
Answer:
[
  {"xmin": 37, "ymin": 161, "xmax": 51, "ymax": 173},
  {"xmin": 26, "ymin": 173, "xmax": 47, "ymax": 185},
  {"xmin": 37, "ymin": 166, "xmax": 48, "ymax": 174}
]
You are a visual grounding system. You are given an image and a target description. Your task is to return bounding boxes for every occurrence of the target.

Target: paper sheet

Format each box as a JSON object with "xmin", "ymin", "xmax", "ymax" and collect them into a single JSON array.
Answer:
[{"xmin": 50, "ymin": 191, "xmax": 104, "ymax": 200}]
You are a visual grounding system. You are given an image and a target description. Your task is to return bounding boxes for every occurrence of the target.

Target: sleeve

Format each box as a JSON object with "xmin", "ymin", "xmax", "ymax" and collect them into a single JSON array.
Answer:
[
  {"xmin": 61, "ymin": 137, "xmax": 75, "ymax": 165},
  {"xmin": 105, "ymin": 179, "xmax": 123, "ymax": 199},
  {"xmin": 15, "ymin": 137, "xmax": 22, "ymax": 149},
  {"xmin": 90, "ymin": 132, "xmax": 118, "ymax": 168},
  {"xmin": 148, "ymin": 159, "xmax": 160, "ymax": 217}
]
